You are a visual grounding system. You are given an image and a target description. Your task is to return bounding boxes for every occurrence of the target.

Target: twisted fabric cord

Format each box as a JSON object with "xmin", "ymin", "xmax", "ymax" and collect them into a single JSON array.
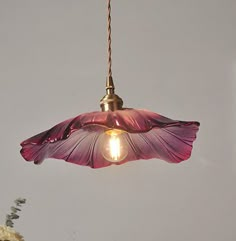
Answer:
[{"xmin": 107, "ymin": 0, "xmax": 112, "ymax": 78}]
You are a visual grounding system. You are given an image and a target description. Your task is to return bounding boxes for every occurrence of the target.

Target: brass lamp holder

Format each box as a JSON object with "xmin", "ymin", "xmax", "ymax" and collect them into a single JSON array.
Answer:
[{"xmin": 100, "ymin": 76, "xmax": 123, "ymax": 111}]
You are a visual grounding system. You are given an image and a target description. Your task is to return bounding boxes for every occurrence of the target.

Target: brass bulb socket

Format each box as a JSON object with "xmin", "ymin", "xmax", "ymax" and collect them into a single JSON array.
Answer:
[
  {"xmin": 100, "ymin": 93, "xmax": 123, "ymax": 111},
  {"xmin": 100, "ymin": 76, "xmax": 123, "ymax": 111}
]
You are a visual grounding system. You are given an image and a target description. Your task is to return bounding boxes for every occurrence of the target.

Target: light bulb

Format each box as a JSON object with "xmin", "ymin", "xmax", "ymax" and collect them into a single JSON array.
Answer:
[{"xmin": 101, "ymin": 129, "xmax": 128, "ymax": 162}]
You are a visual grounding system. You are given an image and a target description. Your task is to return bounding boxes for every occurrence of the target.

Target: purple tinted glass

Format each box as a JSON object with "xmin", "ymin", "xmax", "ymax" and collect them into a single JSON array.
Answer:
[{"xmin": 20, "ymin": 109, "xmax": 200, "ymax": 168}]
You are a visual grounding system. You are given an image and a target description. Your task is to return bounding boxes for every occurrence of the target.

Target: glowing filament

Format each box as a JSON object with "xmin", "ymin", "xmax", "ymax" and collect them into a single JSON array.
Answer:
[
  {"xmin": 109, "ymin": 134, "xmax": 121, "ymax": 161},
  {"xmin": 101, "ymin": 129, "xmax": 128, "ymax": 162}
]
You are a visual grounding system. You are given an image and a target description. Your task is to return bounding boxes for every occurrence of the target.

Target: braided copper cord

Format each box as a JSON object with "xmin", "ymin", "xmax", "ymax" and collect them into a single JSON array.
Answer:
[{"xmin": 107, "ymin": 0, "xmax": 112, "ymax": 78}]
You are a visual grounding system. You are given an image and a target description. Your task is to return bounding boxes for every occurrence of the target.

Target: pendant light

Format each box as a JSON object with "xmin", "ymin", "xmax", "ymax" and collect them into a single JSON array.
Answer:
[{"xmin": 20, "ymin": 0, "xmax": 200, "ymax": 169}]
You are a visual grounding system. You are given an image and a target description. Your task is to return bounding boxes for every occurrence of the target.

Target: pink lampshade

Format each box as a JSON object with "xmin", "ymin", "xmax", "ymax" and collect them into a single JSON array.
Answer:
[{"xmin": 20, "ymin": 108, "xmax": 200, "ymax": 169}]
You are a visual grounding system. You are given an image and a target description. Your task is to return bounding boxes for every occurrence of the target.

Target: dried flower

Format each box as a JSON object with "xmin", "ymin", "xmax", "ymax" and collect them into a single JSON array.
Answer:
[
  {"xmin": 1, "ymin": 198, "xmax": 26, "ymax": 241},
  {"xmin": 0, "ymin": 225, "xmax": 24, "ymax": 241},
  {"xmin": 5, "ymin": 198, "xmax": 26, "ymax": 228}
]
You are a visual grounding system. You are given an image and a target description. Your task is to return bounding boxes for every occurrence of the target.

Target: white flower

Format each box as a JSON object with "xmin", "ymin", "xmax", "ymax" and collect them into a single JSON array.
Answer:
[{"xmin": 0, "ymin": 225, "xmax": 24, "ymax": 241}]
